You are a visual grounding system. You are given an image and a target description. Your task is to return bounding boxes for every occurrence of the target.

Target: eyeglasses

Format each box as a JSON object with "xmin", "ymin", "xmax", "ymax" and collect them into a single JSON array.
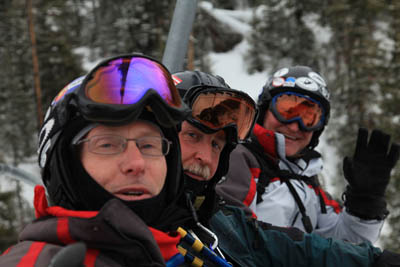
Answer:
[
  {"xmin": 74, "ymin": 135, "xmax": 172, "ymax": 157},
  {"xmin": 52, "ymin": 54, "xmax": 189, "ymax": 127},
  {"xmin": 187, "ymin": 87, "xmax": 257, "ymax": 140},
  {"xmin": 270, "ymin": 92, "xmax": 325, "ymax": 131}
]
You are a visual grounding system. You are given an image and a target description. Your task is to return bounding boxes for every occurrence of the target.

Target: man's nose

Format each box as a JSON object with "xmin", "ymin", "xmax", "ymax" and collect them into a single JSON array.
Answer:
[
  {"xmin": 119, "ymin": 142, "xmax": 145, "ymax": 175},
  {"xmin": 286, "ymin": 121, "xmax": 301, "ymax": 132},
  {"xmin": 194, "ymin": 144, "xmax": 213, "ymax": 165}
]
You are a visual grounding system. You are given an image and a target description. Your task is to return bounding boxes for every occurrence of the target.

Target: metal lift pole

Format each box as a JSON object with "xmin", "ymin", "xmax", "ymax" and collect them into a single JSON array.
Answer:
[{"xmin": 162, "ymin": 0, "xmax": 198, "ymax": 73}]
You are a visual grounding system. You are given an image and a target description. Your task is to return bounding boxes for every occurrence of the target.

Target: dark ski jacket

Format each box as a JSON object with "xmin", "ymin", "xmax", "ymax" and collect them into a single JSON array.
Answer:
[
  {"xmin": 210, "ymin": 205, "xmax": 388, "ymax": 267},
  {"xmin": 1, "ymin": 185, "xmax": 397, "ymax": 267},
  {"xmin": 0, "ymin": 185, "xmax": 183, "ymax": 267}
]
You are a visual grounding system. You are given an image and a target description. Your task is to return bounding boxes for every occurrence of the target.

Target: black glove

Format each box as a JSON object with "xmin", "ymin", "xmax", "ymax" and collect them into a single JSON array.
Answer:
[
  {"xmin": 343, "ymin": 128, "xmax": 400, "ymax": 220},
  {"xmin": 374, "ymin": 250, "xmax": 400, "ymax": 267}
]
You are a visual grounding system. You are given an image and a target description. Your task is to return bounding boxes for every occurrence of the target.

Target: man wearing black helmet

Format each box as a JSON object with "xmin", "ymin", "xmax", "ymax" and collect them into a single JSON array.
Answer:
[
  {"xmin": 0, "ymin": 54, "xmax": 204, "ymax": 266},
  {"xmin": 216, "ymin": 65, "xmax": 400, "ymax": 244},
  {"xmin": 173, "ymin": 70, "xmax": 257, "ymax": 225}
]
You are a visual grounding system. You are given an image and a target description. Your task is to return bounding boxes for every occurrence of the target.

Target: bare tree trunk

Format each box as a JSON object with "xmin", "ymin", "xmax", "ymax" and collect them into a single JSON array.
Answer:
[{"xmin": 27, "ymin": 0, "xmax": 43, "ymax": 129}]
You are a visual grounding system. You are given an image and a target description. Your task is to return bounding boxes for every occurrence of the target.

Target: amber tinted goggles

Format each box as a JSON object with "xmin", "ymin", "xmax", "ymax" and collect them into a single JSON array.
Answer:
[
  {"xmin": 190, "ymin": 89, "xmax": 257, "ymax": 140},
  {"xmin": 270, "ymin": 92, "xmax": 325, "ymax": 131}
]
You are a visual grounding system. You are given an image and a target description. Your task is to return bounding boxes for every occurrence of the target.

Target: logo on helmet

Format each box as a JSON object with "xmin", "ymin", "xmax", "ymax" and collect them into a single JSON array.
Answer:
[
  {"xmin": 308, "ymin": 72, "xmax": 326, "ymax": 87},
  {"xmin": 320, "ymin": 86, "xmax": 330, "ymax": 100},
  {"xmin": 52, "ymin": 76, "xmax": 84, "ymax": 105},
  {"xmin": 272, "ymin": 77, "xmax": 285, "ymax": 87},
  {"xmin": 296, "ymin": 77, "xmax": 319, "ymax": 91},
  {"xmin": 273, "ymin": 68, "xmax": 289, "ymax": 77},
  {"xmin": 38, "ymin": 117, "xmax": 55, "ymax": 168},
  {"xmin": 172, "ymin": 75, "xmax": 182, "ymax": 86},
  {"xmin": 283, "ymin": 77, "xmax": 296, "ymax": 87}
]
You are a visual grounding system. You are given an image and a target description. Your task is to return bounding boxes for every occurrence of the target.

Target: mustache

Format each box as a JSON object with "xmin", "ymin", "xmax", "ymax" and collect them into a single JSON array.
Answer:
[{"xmin": 183, "ymin": 163, "xmax": 211, "ymax": 180}]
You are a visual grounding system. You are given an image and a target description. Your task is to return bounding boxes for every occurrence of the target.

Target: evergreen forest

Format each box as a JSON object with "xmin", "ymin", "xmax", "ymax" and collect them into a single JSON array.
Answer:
[{"xmin": 0, "ymin": 0, "xmax": 399, "ymax": 252}]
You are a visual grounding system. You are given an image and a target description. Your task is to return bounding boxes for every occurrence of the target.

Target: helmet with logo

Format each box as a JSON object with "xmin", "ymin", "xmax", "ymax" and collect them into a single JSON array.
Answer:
[
  {"xmin": 257, "ymin": 65, "xmax": 330, "ymax": 149},
  {"xmin": 37, "ymin": 54, "xmax": 191, "ymax": 229}
]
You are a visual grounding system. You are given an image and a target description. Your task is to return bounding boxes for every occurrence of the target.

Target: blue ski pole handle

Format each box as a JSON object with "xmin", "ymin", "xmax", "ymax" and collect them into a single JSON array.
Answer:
[{"xmin": 177, "ymin": 227, "xmax": 232, "ymax": 267}]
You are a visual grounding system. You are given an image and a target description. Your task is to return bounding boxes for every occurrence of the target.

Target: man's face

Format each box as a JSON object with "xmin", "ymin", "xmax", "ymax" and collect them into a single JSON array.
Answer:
[
  {"xmin": 179, "ymin": 121, "xmax": 226, "ymax": 181},
  {"xmin": 80, "ymin": 121, "xmax": 167, "ymax": 201},
  {"xmin": 263, "ymin": 110, "xmax": 313, "ymax": 157}
]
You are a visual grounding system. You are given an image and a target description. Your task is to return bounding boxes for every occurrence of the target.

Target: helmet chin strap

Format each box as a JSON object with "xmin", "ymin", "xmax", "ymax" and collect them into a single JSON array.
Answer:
[{"xmin": 184, "ymin": 175, "xmax": 209, "ymax": 206}]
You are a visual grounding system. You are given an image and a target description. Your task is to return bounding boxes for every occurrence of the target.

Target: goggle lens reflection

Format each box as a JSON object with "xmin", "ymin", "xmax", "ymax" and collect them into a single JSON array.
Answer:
[
  {"xmin": 271, "ymin": 92, "xmax": 324, "ymax": 131},
  {"xmin": 191, "ymin": 91, "xmax": 256, "ymax": 140},
  {"xmin": 85, "ymin": 57, "xmax": 181, "ymax": 107}
]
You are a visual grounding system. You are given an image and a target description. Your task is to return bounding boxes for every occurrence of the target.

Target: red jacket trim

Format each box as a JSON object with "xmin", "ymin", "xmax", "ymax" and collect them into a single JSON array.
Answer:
[
  {"xmin": 244, "ymin": 168, "xmax": 258, "ymax": 207},
  {"xmin": 57, "ymin": 217, "xmax": 75, "ymax": 244},
  {"xmin": 241, "ymin": 168, "xmax": 258, "ymax": 218},
  {"xmin": 253, "ymin": 124, "xmax": 277, "ymax": 158},
  {"xmin": 149, "ymin": 227, "xmax": 181, "ymax": 262},
  {"xmin": 17, "ymin": 241, "xmax": 46, "ymax": 267},
  {"xmin": 270, "ymin": 177, "xmax": 280, "ymax": 183},
  {"xmin": 1, "ymin": 246, "xmax": 12, "ymax": 256},
  {"xmin": 34, "ymin": 185, "xmax": 98, "ymax": 219},
  {"xmin": 316, "ymin": 187, "xmax": 342, "ymax": 213},
  {"xmin": 84, "ymin": 248, "xmax": 100, "ymax": 267}
]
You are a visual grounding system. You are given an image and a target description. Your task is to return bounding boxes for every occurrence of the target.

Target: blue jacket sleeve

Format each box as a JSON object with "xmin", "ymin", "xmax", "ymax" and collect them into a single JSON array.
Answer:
[{"xmin": 209, "ymin": 205, "xmax": 382, "ymax": 267}]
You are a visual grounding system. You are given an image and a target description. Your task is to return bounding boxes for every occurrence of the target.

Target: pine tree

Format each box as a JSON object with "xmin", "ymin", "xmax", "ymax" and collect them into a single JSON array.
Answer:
[
  {"xmin": 0, "ymin": 190, "xmax": 18, "ymax": 253},
  {"xmin": 321, "ymin": 0, "xmax": 389, "ymax": 195},
  {"xmin": 0, "ymin": 0, "xmax": 84, "ymax": 163},
  {"xmin": 0, "ymin": 0, "xmax": 38, "ymax": 163},
  {"xmin": 33, "ymin": 0, "xmax": 85, "ymax": 109},
  {"xmin": 246, "ymin": 0, "xmax": 321, "ymax": 74},
  {"xmin": 0, "ymin": 179, "xmax": 34, "ymax": 253},
  {"xmin": 80, "ymin": 0, "xmax": 174, "ymax": 61},
  {"xmin": 377, "ymin": 0, "xmax": 400, "ymax": 252}
]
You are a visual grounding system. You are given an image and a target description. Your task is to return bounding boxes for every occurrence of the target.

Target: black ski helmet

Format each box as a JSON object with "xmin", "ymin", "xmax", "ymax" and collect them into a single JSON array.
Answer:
[
  {"xmin": 37, "ymin": 54, "xmax": 191, "ymax": 227},
  {"xmin": 172, "ymin": 70, "xmax": 247, "ymax": 221},
  {"xmin": 172, "ymin": 70, "xmax": 230, "ymax": 98},
  {"xmin": 172, "ymin": 70, "xmax": 240, "ymax": 180},
  {"xmin": 257, "ymin": 66, "xmax": 330, "ymax": 149}
]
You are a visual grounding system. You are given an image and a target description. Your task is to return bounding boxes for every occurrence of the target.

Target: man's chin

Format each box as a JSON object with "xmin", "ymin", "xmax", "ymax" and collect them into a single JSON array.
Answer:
[{"xmin": 285, "ymin": 147, "xmax": 301, "ymax": 157}]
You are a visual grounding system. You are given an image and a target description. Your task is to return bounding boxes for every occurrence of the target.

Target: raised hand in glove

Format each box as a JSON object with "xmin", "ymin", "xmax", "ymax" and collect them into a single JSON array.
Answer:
[{"xmin": 343, "ymin": 128, "xmax": 400, "ymax": 220}]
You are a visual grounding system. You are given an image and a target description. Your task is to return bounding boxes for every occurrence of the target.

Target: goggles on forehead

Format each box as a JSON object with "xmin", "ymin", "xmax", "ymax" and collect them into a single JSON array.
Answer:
[
  {"xmin": 188, "ymin": 87, "xmax": 257, "ymax": 140},
  {"xmin": 270, "ymin": 92, "xmax": 325, "ymax": 131},
  {"xmin": 53, "ymin": 54, "xmax": 188, "ymax": 127}
]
